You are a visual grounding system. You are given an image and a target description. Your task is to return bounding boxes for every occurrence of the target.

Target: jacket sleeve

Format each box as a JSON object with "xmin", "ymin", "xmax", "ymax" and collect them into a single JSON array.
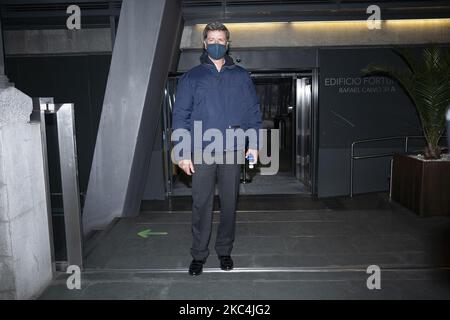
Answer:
[
  {"xmin": 242, "ymin": 72, "xmax": 262, "ymax": 150},
  {"xmin": 171, "ymin": 72, "xmax": 194, "ymax": 162}
]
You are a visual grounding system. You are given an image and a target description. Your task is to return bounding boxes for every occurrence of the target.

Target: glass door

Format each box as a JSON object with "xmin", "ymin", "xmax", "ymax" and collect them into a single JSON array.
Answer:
[{"xmin": 295, "ymin": 76, "xmax": 312, "ymax": 190}]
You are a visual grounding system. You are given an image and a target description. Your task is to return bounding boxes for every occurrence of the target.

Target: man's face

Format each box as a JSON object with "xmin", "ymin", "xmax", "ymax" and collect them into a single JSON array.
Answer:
[{"xmin": 204, "ymin": 30, "xmax": 228, "ymax": 49}]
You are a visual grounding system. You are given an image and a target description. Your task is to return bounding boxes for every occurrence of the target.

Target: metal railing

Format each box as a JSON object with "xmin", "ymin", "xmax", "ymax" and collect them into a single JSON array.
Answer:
[
  {"xmin": 349, "ymin": 135, "xmax": 448, "ymax": 197},
  {"xmin": 32, "ymin": 98, "xmax": 83, "ymax": 270}
]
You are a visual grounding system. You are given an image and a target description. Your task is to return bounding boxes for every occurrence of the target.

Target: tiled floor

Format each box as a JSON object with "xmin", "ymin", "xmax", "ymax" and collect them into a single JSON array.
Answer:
[
  {"xmin": 171, "ymin": 172, "xmax": 308, "ymax": 196},
  {"xmin": 38, "ymin": 192, "xmax": 450, "ymax": 300}
]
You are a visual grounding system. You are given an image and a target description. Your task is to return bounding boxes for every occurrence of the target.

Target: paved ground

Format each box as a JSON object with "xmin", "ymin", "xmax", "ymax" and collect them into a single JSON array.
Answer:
[
  {"xmin": 172, "ymin": 172, "xmax": 308, "ymax": 196},
  {"xmin": 37, "ymin": 193, "xmax": 450, "ymax": 300}
]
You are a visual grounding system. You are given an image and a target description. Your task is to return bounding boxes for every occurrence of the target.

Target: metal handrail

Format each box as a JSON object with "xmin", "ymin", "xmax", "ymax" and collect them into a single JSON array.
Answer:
[{"xmin": 350, "ymin": 135, "xmax": 448, "ymax": 197}]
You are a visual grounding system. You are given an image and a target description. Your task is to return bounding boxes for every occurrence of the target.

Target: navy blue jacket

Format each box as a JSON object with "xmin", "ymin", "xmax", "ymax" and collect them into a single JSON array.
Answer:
[{"xmin": 172, "ymin": 51, "xmax": 262, "ymax": 160}]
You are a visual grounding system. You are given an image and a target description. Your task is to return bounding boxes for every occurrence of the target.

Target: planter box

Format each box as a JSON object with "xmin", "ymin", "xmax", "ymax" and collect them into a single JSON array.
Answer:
[{"xmin": 391, "ymin": 153, "xmax": 450, "ymax": 216}]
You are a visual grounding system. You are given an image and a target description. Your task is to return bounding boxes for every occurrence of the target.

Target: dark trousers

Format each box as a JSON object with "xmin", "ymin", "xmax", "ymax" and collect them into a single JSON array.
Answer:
[{"xmin": 190, "ymin": 154, "xmax": 241, "ymax": 261}]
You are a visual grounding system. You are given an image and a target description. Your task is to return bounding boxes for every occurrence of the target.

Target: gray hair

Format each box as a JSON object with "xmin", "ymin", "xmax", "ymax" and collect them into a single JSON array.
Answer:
[{"xmin": 203, "ymin": 22, "xmax": 230, "ymax": 41}]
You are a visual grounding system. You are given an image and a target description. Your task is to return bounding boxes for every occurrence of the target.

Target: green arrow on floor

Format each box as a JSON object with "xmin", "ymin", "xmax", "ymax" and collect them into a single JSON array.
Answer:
[{"xmin": 137, "ymin": 228, "xmax": 168, "ymax": 238}]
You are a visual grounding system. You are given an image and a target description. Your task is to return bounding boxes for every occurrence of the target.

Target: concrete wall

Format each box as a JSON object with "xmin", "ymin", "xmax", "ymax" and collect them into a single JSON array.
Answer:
[
  {"xmin": 82, "ymin": 0, "xmax": 182, "ymax": 235},
  {"xmin": 0, "ymin": 87, "xmax": 53, "ymax": 299},
  {"xmin": 142, "ymin": 114, "xmax": 166, "ymax": 200},
  {"xmin": 4, "ymin": 28, "xmax": 112, "ymax": 55},
  {"xmin": 4, "ymin": 19, "xmax": 450, "ymax": 55},
  {"xmin": 316, "ymin": 47, "xmax": 430, "ymax": 197},
  {"xmin": 180, "ymin": 19, "xmax": 450, "ymax": 49}
]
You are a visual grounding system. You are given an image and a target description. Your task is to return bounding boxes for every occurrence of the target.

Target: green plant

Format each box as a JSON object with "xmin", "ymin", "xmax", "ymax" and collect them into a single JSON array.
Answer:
[{"xmin": 362, "ymin": 45, "xmax": 450, "ymax": 159}]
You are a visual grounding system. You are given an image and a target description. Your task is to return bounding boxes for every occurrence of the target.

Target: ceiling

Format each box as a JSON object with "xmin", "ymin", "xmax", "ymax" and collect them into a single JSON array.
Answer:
[{"xmin": 1, "ymin": 0, "xmax": 449, "ymax": 29}]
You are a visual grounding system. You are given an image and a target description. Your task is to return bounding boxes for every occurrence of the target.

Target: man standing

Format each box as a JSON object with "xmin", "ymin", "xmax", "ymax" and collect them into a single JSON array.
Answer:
[{"xmin": 172, "ymin": 22, "xmax": 262, "ymax": 276}]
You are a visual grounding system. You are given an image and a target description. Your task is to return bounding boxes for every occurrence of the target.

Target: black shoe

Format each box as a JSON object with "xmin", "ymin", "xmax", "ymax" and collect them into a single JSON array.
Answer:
[
  {"xmin": 219, "ymin": 255, "xmax": 234, "ymax": 271},
  {"xmin": 189, "ymin": 259, "xmax": 204, "ymax": 276}
]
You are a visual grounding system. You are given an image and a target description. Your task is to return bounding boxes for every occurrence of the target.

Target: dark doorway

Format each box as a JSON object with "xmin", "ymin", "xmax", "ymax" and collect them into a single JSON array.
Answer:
[{"xmin": 161, "ymin": 72, "xmax": 315, "ymax": 196}]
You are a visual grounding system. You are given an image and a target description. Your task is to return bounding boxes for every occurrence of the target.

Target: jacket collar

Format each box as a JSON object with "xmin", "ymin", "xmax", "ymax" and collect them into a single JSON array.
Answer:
[{"xmin": 200, "ymin": 50, "xmax": 236, "ymax": 71}]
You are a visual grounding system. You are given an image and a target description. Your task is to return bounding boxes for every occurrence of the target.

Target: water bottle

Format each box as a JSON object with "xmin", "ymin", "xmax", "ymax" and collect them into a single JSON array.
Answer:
[{"xmin": 246, "ymin": 154, "xmax": 255, "ymax": 169}]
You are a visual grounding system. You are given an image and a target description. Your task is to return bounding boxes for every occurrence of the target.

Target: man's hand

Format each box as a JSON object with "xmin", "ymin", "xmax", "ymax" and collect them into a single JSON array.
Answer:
[
  {"xmin": 178, "ymin": 159, "xmax": 195, "ymax": 175},
  {"xmin": 245, "ymin": 148, "xmax": 258, "ymax": 164}
]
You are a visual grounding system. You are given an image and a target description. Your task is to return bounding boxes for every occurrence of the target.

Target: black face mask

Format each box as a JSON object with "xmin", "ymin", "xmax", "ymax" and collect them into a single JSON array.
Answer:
[{"xmin": 206, "ymin": 43, "xmax": 227, "ymax": 60}]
